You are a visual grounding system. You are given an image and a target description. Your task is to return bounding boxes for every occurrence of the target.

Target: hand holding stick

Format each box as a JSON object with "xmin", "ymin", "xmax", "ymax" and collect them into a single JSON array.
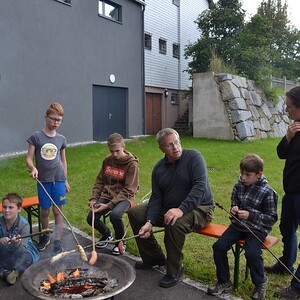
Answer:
[{"xmin": 89, "ymin": 207, "xmax": 98, "ymax": 266}]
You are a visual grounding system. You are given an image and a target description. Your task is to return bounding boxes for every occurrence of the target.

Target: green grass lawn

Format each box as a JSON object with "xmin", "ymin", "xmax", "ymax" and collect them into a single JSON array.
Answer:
[{"xmin": 0, "ymin": 135, "xmax": 294, "ymax": 299}]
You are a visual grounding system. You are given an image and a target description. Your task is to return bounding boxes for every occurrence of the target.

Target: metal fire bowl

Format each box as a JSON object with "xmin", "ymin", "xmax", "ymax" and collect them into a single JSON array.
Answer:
[{"xmin": 21, "ymin": 252, "xmax": 136, "ymax": 300}]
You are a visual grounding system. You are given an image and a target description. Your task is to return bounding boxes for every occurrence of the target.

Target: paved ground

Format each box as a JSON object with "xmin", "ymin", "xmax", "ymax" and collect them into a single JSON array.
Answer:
[{"xmin": 0, "ymin": 224, "xmax": 238, "ymax": 300}]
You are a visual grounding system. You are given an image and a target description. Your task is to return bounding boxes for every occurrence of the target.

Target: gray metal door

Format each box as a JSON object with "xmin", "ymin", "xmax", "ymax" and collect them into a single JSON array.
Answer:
[{"xmin": 93, "ymin": 85, "xmax": 127, "ymax": 141}]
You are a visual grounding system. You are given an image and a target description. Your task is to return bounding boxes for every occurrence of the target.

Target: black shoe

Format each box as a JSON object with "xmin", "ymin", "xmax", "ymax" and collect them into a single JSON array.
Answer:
[
  {"xmin": 95, "ymin": 233, "xmax": 113, "ymax": 249},
  {"xmin": 135, "ymin": 256, "xmax": 166, "ymax": 270},
  {"xmin": 264, "ymin": 263, "xmax": 290, "ymax": 275},
  {"xmin": 159, "ymin": 266, "xmax": 185, "ymax": 288},
  {"xmin": 36, "ymin": 234, "xmax": 50, "ymax": 251},
  {"xmin": 53, "ymin": 240, "xmax": 63, "ymax": 254},
  {"xmin": 207, "ymin": 281, "xmax": 232, "ymax": 295}
]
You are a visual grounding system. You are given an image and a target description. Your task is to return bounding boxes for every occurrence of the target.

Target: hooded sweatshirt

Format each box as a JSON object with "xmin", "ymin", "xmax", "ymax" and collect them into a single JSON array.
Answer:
[
  {"xmin": 231, "ymin": 175, "xmax": 278, "ymax": 235},
  {"xmin": 90, "ymin": 150, "xmax": 139, "ymax": 210}
]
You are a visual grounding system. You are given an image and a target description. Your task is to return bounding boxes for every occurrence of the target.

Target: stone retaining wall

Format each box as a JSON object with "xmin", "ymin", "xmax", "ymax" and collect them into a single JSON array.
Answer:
[{"xmin": 193, "ymin": 72, "xmax": 293, "ymax": 141}]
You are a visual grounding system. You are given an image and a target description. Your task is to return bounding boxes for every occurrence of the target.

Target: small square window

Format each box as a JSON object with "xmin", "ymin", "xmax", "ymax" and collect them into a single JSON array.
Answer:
[
  {"xmin": 145, "ymin": 33, "xmax": 152, "ymax": 50},
  {"xmin": 171, "ymin": 93, "xmax": 179, "ymax": 105},
  {"xmin": 159, "ymin": 38, "xmax": 167, "ymax": 55},
  {"xmin": 173, "ymin": 43, "xmax": 180, "ymax": 58}
]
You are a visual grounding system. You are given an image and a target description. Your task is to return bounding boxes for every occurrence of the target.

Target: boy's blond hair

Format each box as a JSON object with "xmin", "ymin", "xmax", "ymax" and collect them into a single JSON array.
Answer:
[
  {"xmin": 46, "ymin": 102, "xmax": 64, "ymax": 117},
  {"xmin": 240, "ymin": 154, "xmax": 264, "ymax": 174},
  {"xmin": 2, "ymin": 193, "xmax": 23, "ymax": 208},
  {"xmin": 107, "ymin": 133, "xmax": 125, "ymax": 147}
]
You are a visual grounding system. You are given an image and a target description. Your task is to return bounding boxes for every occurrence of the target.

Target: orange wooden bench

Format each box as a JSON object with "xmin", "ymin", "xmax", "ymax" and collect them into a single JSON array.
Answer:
[
  {"xmin": 197, "ymin": 223, "xmax": 279, "ymax": 289},
  {"xmin": 0, "ymin": 196, "xmax": 41, "ymax": 237}
]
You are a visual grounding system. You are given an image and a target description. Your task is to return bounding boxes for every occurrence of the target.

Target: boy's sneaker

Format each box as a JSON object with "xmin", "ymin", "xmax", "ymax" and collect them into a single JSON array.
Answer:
[
  {"xmin": 112, "ymin": 244, "xmax": 126, "ymax": 255},
  {"xmin": 2, "ymin": 270, "xmax": 20, "ymax": 285},
  {"xmin": 207, "ymin": 281, "xmax": 232, "ymax": 295},
  {"xmin": 36, "ymin": 234, "xmax": 50, "ymax": 251},
  {"xmin": 95, "ymin": 233, "xmax": 113, "ymax": 249},
  {"xmin": 53, "ymin": 240, "xmax": 63, "ymax": 254},
  {"xmin": 252, "ymin": 276, "xmax": 268, "ymax": 300}
]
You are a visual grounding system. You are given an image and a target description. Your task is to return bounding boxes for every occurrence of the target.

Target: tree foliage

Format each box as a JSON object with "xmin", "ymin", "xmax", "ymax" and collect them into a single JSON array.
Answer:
[{"xmin": 185, "ymin": 0, "xmax": 300, "ymax": 82}]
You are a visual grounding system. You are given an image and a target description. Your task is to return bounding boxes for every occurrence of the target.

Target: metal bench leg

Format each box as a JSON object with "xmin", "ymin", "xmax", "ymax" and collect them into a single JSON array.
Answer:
[{"xmin": 233, "ymin": 243, "xmax": 243, "ymax": 290}]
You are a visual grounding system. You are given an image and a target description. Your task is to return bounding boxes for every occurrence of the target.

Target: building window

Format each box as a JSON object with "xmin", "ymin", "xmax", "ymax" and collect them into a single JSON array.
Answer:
[
  {"xmin": 159, "ymin": 38, "xmax": 167, "ymax": 55},
  {"xmin": 54, "ymin": 0, "xmax": 71, "ymax": 4},
  {"xmin": 145, "ymin": 33, "xmax": 152, "ymax": 50},
  {"xmin": 171, "ymin": 93, "xmax": 179, "ymax": 105},
  {"xmin": 98, "ymin": 1, "xmax": 122, "ymax": 22},
  {"xmin": 173, "ymin": 43, "xmax": 180, "ymax": 58},
  {"xmin": 172, "ymin": 0, "xmax": 180, "ymax": 7}
]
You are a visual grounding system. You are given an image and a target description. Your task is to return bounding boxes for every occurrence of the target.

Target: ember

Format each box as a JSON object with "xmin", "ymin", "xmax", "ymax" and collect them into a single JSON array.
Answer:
[{"xmin": 40, "ymin": 268, "xmax": 118, "ymax": 298}]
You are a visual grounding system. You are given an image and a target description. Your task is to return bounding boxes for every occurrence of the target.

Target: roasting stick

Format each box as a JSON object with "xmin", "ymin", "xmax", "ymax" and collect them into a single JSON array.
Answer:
[
  {"xmin": 50, "ymin": 228, "xmax": 166, "ymax": 263},
  {"xmin": 88, "ymin": 207, "xmax": 98, "ymax": 266},
  {"xmin": 216, "ymin": 201, "xmax": 300, "ymax": 284},
  {"xmin": 117, "ymin": 221, "xmax": 131, "ymax": 255},
  {"xmin": 16, "ymin": 228, "xmax": 53, "ymax": 240},
  {"xmin": 35, "ymin": 178, "xmax": 88, "ymax": 262}
]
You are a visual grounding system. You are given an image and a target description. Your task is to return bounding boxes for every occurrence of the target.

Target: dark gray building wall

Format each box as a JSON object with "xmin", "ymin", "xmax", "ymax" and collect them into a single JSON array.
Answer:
[{"xmin": 0, "ymin": 0, "xmax": 145, "ymax": 154}]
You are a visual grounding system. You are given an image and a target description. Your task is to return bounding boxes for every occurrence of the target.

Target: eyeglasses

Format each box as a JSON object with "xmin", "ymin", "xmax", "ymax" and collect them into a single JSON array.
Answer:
[
  {"xmin": 47, "ymin": 115, "xmax": 63, "ymax": 123},
  {"xmin": 161, "ymin": 139, "xmax": 180, "ymax": 149}
]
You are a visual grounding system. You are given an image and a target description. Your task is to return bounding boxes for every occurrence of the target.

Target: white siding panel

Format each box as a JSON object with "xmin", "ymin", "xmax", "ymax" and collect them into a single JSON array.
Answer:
[{"xmin": 144, "ymin": 0, "xmax": 209, "ymax": 90}]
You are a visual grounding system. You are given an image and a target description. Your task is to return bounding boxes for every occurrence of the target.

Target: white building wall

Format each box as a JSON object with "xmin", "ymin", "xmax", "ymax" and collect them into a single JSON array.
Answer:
[{"xmin": 144, "ymin": 0, "xmax": 209, "ymax": 90}]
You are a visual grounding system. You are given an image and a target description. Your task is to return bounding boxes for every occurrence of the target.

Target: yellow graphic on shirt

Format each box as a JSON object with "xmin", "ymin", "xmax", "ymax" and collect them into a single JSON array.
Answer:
[{"xmin": 41, "ymin": 143, "xmax": 58, "ymax": 160}]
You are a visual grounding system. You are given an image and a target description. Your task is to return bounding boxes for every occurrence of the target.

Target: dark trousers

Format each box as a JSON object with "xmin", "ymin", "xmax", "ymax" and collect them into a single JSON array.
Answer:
[
  {"xmin": 86, "ymin": 198, "xmax": 131, "ymax": 240},
  {"xmin": 128, "ymin": 203, "xmax": 213, "ymax": 275},
  {"xmin": 212, "ymin": 225, "xmax": 266, "ymax": 286},
  {"xmin": 278, "ymin": 193, "xmax": 300, "ymax": 289},
  {"xmin": 0, "ymin": 248, "xmax": 33, "ymax": 273}
]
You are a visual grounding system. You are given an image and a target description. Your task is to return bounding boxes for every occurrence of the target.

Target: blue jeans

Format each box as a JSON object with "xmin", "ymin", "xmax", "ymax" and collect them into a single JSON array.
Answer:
[
  {"xmin": 212, "ymin": 225, "xmax": 266, "ymax": 286},
  {"xmin": 279, "ymin": 194, "xmax": 300, "ymax": 288}
]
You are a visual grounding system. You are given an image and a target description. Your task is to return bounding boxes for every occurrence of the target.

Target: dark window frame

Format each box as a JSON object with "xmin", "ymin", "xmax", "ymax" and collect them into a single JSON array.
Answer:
[
  {"xmin": 171, "ymin": 93, "xmax": 179, "ymax": 105},
  {"xmin": 159, "ymin": 38, "xmax": 167, "ymax": 55},
  {"xmin": 173, "ymin": 43, "xmax": 180, "ymax": 58},
  {"xmin": 145, "ymin": 33, "xmax": 152, "ymax": 50}
]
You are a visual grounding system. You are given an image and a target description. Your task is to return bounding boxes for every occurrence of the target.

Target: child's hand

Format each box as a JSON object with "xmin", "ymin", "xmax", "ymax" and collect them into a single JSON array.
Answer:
[
  {"xmin": 231, "ymin": 206, "xmax": 239, "ymax": 215},
  {"xmin": 29, "ymin": 167, "xmax": 38, "ymax": 179},
  {"xmin": 10, "ymin": 236, "xmax": 21, "ymax": 246},
  {"xmin": 0, "ymin": 237, "xmax": 11, "ymax": 245},
  {"xmin": 237, "ymin": 209, "xmax": 249, "ymax": 220}
]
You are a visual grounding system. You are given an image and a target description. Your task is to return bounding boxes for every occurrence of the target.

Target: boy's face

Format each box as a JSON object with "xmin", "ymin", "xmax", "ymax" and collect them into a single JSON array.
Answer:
[
  {"xmin": 2, "ymin": 199, "xmax": 21, "ymax": 221},
  {"xmin": 108, "ymin": 144, "xmax": 125, "ymax": 160},
  {"xmin": 240, "ymin": 171, "xmax": 262, "ymax": 186},
  {"xmin": 45, "ymin": 113, "xmax": 63, "ymax": 130}
]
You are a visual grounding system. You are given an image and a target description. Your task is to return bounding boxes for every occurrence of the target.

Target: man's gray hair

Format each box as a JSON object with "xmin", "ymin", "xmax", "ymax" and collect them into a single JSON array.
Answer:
[{"xmin": 156, "ymin": 128, "xmax": 180, "ymax": 145}]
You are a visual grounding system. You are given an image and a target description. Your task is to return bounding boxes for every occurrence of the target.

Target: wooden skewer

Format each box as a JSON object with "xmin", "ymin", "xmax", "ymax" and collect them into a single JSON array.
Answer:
[
  {"xmin": 16, "ymin": 228, "xmax": 53, "ymax": 240},
  {"xmin": 89, "ymin": 207, "xmax": 98, "ymax": 266}
]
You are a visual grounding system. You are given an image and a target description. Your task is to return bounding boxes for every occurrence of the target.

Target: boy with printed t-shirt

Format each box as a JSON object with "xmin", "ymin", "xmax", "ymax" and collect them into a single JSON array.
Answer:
[{"xmin": 26, "ymin": 102, "xmax": 70, "ymax": 254}]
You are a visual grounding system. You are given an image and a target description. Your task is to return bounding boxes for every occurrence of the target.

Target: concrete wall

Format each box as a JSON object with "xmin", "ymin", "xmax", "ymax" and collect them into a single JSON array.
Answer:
[
  {"xmin": 193, "ymin": 72, "xmax": 294, "ymax": 141},
  {"xmin": 193, "ymin": 72, "xmax": 234, "ymax": 139},
  {"xmin": 0, "ymin": 0, "xmax": 144, "ymax": 154}
]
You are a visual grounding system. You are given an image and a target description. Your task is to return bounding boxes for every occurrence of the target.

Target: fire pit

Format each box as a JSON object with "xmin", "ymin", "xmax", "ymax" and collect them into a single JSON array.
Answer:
[{"xmin": 21, "ymin": 252, "xmax": 136, "ymax": 299}]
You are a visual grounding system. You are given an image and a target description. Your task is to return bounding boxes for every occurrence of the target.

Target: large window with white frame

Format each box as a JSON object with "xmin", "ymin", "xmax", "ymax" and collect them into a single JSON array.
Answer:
[{"xmin": 98, "ymin": 0, "xmax": 122, "ymax": 22}]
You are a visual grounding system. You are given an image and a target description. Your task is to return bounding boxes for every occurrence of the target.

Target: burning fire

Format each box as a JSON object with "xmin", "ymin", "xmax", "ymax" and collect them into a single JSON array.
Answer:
[{"xmin": 42, "ymin": 268, "xmax": 93, "ymax": 291}]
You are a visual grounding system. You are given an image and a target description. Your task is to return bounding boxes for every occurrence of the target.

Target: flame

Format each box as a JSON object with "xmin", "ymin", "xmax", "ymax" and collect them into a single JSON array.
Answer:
[
  {"xmin": 47, "ymin": 273, "xmax": 56, "ymax": 284},
  {"xmin": 56, "ymin": 272, "xmax": 65, "ymax": 282},
  {"xmin": 42, "ymin": 281, "xmax": 51, "ymax": 289},
  {"xmin": 73, "ymin": 268, "xmax": 80, "ymax": 277}
]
